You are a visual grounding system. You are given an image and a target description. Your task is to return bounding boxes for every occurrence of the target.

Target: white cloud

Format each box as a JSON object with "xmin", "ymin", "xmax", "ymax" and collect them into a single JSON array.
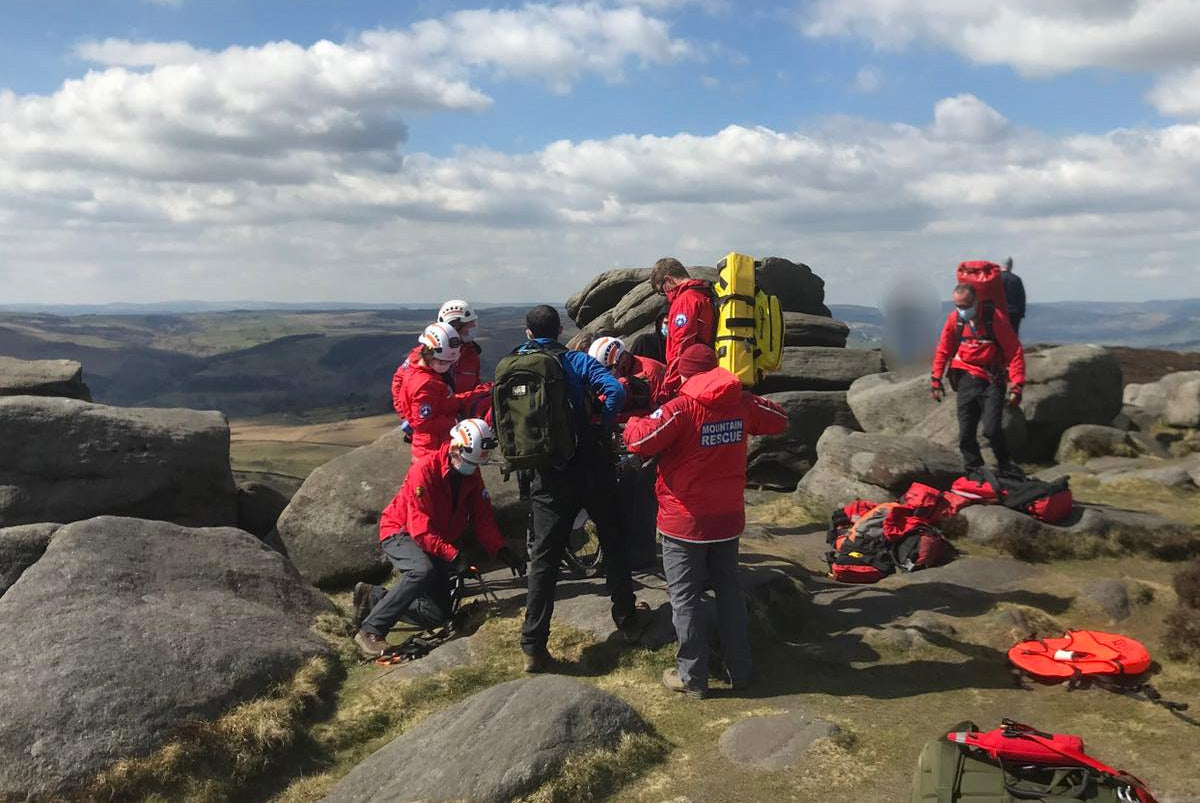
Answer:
[
  {"xmin": 1147, "ymin": 66, "xmax": 1200, "ymax": 117},
  {"xmin": 853, "ymin": 66, "xmax": 883, "ymax": 93},
  {"xmin": 2, "ymin": 7, "xmax": 1199, "ymax": 305},
  {"xmin": 804, "ymin": 0, "xmax": 1200, "ymax": 76}
]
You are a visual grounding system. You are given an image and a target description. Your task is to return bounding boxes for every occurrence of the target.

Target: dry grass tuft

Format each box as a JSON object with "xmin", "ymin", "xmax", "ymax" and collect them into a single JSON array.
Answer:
[
  {"xmin": 86, "ymin": 655, "xmax": 336, "ymax": 801},
  {"xmin": 520, "ymin": 732, "xmax": 670, "ymax": 803},
  {"xmin": 747, "ymin": 498, "xmax": 819, "ymax": 528}
]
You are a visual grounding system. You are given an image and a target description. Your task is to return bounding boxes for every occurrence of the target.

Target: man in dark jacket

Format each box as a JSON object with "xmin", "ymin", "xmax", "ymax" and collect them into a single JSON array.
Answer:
[
  {"xmin": 1001, "ymin": 257, "xmax": 1026, "ymax": 334},
  {"xmin": 518, "ymin": 305, "xmax": 650, "ymax": 672},
  {"xmin": 624, "ymin": 344, "xmax": 788, "ymax": 699}
]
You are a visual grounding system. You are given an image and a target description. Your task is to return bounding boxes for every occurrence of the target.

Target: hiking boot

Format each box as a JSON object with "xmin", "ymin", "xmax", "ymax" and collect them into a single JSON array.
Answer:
[
  {"xmin": 351, "ymin": 582, "xmax": 374, "ymax": 630},
  {"xmin": 523, "ymin": 647, "xmax": 554, "ymax": 674},
  {"xmin": 618, "ymin": 605, "xmax": 653, "ymax": 643},
  {"xmin": 661, "ymin": 668, "xmax": 706, "ymax": 700},
  {"xmin": 354, "ymin": 630, "xmax": 389, "ymax": 659}
]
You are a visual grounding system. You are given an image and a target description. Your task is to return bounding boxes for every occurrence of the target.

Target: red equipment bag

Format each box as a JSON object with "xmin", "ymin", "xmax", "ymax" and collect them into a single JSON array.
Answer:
[
  {"xmin": 950, "ymin": 475, "xmax": 1000, "ymax": 503},
  {"xmin": 899, "ymin": 482, "xmax": 952, "ymax": 523},
  {"xmin": 947, "ymin": 719, "xmax": 1159, "ymax": 802},
  {"xmin": 957, "ymin": 260, "xmax": 1007, "ymax": 312},
  {"xmin": 1026, "ymin": 489, "xmax": 1074, "ymax": 522},
  {"xmin": 826, "ymin": 500, "xmax": 950, "ymax": 584}
]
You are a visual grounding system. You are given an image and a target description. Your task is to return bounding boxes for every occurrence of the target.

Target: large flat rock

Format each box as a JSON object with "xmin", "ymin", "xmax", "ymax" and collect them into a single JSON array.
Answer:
[
  {"xmin": 0, "ymin": 356, "xmax": 91, "ymax": 401},
  {"xmin": 0, "ymin": 523, "xmax": 60, "ymax": 597},
  {"xmin": 719, "ymin": 711, "xmax": 840, "ymax": 770},
  {"xmin": 783, "ymin": 312, "xmax": 849, "ymax": 348},
  {"xmin": 757, "ymin": 347, "xmax": 884, "ymax": 393},
  {"xmin": 746, "ymin": 391, "xmax": 859, "ymax": 489},
  {"xmin": 0, "ymin": 396, "xmax": 237, "ymax": 528},
  {"xmin": 0, "ymin": 516, "xmax": 334, "ymax": 800},
  {"xmin": 1022, "ymin": 345, "xmax": 1123, "ymax": 461},
  {"xmin": 323, "ymin": 676, "xmax": 646, "ymax": 803}
]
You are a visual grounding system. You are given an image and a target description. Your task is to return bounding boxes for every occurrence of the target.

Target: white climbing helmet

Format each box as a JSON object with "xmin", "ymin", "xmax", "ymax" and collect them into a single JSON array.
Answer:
[
  {"xmin": 587, "ymin": 336, "xmax": 626, "ymax": 369},
  {"xmin": 449, "ymin": 418, "xmax": 497, "ymax": 466},
  {"xmin": 438, "ymin": 299, "xmax": 478, "ymax": 327},
  {"xmin": 418, "ymin": 322, "xmax": 462, "ymax": 363}
]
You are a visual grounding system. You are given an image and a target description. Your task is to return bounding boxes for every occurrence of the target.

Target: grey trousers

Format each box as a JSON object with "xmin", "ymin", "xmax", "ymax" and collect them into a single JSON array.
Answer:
[
  {"xmin": 361, "ymin": 534, "xmax": 453, "ymax": 636},
  {"xmin": 661, "ymin": 535, "xmax": 750, "ymax": 691}
]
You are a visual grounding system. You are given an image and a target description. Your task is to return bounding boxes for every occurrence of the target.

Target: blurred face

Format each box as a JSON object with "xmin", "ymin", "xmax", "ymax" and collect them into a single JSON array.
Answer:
[
  {"xmin": 429, "ymin": 357, "xmax": 456, "ymax": 373},
  {"xmin": 615, "ymin": 351, "xmax": 634, "ymax": 377},
  {"xmin": 658, "ymin": 275, "xmax": 682, "ymax": 295},
  {"xmin": 453, "ymin": 320, "xmax": 478, "ymax": 341},
  {"xmin": 953, "ymin": 289, "xmax": 975, "ymax": 310}
]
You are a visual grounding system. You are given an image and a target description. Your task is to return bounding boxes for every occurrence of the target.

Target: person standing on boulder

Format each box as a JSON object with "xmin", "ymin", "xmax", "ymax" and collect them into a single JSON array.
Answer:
[
  {"xmin": 651, "ymin": 258, "xmax": 715, "ymax": 398},
  {"xmin": 931, "ymin": 284, "xmax": 1025, "ymax": 474},
  {"xmin": 1000, "ymin": 258, "xmax": 1027, "ymax": 335},
  {"xmin": 516, "ymin": 305, "xmax": 652, "ymax": 673},
  {"xmin": 353, "ymin": 419, "xmax": 526, "ymax": 658},
  {"xmin": 623, "ymin": 344, "xmax": 788, "ymax": 699}
]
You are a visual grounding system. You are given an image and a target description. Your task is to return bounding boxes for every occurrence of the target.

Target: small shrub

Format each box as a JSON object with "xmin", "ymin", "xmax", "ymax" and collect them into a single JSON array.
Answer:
[
  {"xmin": 1164, "ymin": 606, "xmax": 1200, "ymax": 663},
  {"xmin": 1173, "ymin": 560, "xmax": 1200, "ymax": 609}
]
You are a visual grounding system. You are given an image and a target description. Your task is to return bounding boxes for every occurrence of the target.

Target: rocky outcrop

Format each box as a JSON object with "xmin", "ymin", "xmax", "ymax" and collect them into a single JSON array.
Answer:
[
  {"xmin": 1124, "ymin": 371, "xmax": 1200, "ymax": 419},
  {"xmin": 323, "ymin": 676, "xmax": 647, "ymax": 803},
  {"xmin": 754, "ymin": 257, "xmax": 830, "ymax": 317},
  {"xmin": 567, "ymin": 268, "xmax": 650, "ymax": 327},
  {"xmin": 0, "ymin": 396, "xmax": 237, "ymax": 528},
  {"xmin": 1055, "ymin": 424, "xmax": 1160, "ymax": 464},
  {"xmin": 0, "ymin": 523, "xmax": 60, "ymax": 597},
  {"xmin": 746, "ymin": 391, "xmax": 859, "ymax": 489},
  {"xmin": 1022, "ymin": 346, "xmax": 1123, "ymax": 460},
  {"xmin": 783, "ymin": 312, "xmax": 849, "ymax": 348},
  {"xmin": 0, "ymin": 356, "xmax": 92, "ymax": 401},
  {"xmin": 0, "ymin": 516, "xmax": 334, "ymax": 800},
  {"xmin": 237, "ymin": 480, "xmax": 290, "ymax": 540},
  {"xmin": 1165, "ymin": 377, "xmax": 1200, "ymax": 428},
  {"xmin": 756, "ymin": 348, "xmax": 885, "ymax": 393},
  {"xmin": 277, "ymin": 428, "xmax": 526, "ymax": 587},
  {"xmin": 793, "ymin": 427, "xmax": 961, "ymax": 513},
  {"xmin": 959, "ymin": 504, "xmax": 1199, "ymax": 559},
  {"xmin": 847, "ymin": 371, "xmax": 1026, "ymax": 455}
]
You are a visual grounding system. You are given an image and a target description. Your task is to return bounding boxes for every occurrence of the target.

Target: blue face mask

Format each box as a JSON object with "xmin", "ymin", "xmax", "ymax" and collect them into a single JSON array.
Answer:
[
  {"xmin": 956, "ymin": 306, "xmax": 976, "ymax": 321},
  {"xmin": 660, "ymin": 321, "xmax": 668, "ymax": 338},
  {"xmin": 454, "ymin": 458, "xmax": 478, "ymax": 476}
]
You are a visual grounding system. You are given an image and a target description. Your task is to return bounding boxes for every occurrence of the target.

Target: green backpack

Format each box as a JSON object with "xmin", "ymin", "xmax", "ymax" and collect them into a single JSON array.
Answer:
[
  {"xmin": 492, "ymin": 342, "xmax": 576, "ymax": 470},
  {"xmin": 911, "ymin": 721, "xmax": 1152, "ymax": 803}
]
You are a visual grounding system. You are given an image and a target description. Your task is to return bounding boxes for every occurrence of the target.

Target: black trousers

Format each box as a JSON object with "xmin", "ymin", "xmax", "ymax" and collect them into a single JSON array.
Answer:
[
  {"xmin": 521, "ymin": 441, "xmax": 636, "ymax": 654},
  {"xmin": 956, "ymin": 372, "xmax": 1010, "ymax": 470},
  {"xmin": 361, "ymin": 534, "xmax": 453, "ymax": 636}
]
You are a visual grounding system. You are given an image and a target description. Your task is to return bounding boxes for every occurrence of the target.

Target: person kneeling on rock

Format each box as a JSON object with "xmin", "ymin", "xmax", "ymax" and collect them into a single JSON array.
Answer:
[
  {"xmin": 623, "ymin": 344, "xmax": 788, "ymax": 699},
  {"xmin": 353, "ymin": 419, "xmax": 525, "ymax": 658}
]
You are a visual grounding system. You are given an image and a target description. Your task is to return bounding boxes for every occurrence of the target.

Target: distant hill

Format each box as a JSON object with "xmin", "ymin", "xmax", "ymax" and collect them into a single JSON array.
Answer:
[
  {"xmin": 832, "ymin": 298, "xmax": 1200, "ymax": 351},
  {"xmin": 2, "ymin": 300, "xmax": 1195, "ymax": 419}
]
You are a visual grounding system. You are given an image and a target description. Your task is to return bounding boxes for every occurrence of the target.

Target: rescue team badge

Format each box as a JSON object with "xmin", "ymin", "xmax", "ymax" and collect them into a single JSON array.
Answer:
[
  {"xmin": 650, "ymin": 408, "xmax": 664, "ymax": 419},
  {"xmin": 700, "ymin": 419, "xmax": 743, "ymax": 447},
  {"xmin": 674, "ymin": 313, "xmax": 688, "ymax": 327},
  {"xmin": 418, "ymin": 403, "xmax": 433, "ymax": 419}
]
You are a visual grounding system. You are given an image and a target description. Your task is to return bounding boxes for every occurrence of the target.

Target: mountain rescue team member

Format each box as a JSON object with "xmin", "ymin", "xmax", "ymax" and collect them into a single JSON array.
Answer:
[
  {"xmin": 1000, "ymin": 257, "xmax": 1027, "ymax": 335},
  {"xmin": 931, "ymin": 284, "xmax": 1026, "ymax": 474},
  {"xmin": 587, "ymin": 335, "xmax": 668, "ymax": 414},
  {"xmin": 629, "ymin": 305, "xmax": 669, "ymax": 365},
  {"xmin": 650, "ymin": 258, "xmax": 715, "ymax": 398},
  {"xmin": 392, "ymin": 322, "xmax": 486, "ymax": 461},
  {"xmin": 353, "ymin": 419, "xmax": 525, "ymax": 658},
  {"xmin": 624, "ymin": 344, "xmax": 788, "ymax": 700},
  {"xmin": 437, "ymin": 299, "xmax": 485, "ymax": 392},
  {"xmin": 519, "ymin": 305, "xmax": 650, "ymax": 673}
]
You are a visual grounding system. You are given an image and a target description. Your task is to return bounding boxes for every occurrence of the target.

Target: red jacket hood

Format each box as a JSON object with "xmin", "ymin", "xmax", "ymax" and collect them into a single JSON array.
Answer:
[
  {"xmin": 666, "ymin": 278, "xmax": 711, "ymax": 302},
  {"xmin": 680, "ymin": 367, "xmax": 742, "ymax": 408}
]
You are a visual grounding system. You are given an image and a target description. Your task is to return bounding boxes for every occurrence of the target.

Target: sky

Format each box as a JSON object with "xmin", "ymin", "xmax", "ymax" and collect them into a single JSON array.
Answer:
[{"xmin": 2, "ymin": 1, "xmax": 1200, "ymax": 307}]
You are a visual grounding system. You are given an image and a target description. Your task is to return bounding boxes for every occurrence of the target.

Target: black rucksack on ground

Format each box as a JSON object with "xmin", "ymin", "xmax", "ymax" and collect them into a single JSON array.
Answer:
[{"xmin": 492, "ymin": 341, "xmax": 576, "ymax": 470}]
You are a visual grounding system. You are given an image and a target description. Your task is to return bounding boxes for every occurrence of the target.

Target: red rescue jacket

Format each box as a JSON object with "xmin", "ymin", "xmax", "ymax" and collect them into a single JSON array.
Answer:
[
  {"xmin": 378, "ymin": 443, "xmax": 504, "ymax": 562},
  {"xmin": 663, "ymin": 279, "xmax": 716, "ymax": 396},
  {"xmin": 931, "ymin": 308, "xmax": 1026, "ymax": 387},
  {"xmin": 623, "ymin": 367, "xmax": 788, "ymax": 542},
  {"xmin": 632, "ymin": 354, "xmax": 668, "ymax": 408},
  {"xmin": 392, "ymin": 356, "xmax": 486, "ymax": 461},
  {"xmin": 453, "ymin": 342, "xmax": 483, "ymax": 393}
]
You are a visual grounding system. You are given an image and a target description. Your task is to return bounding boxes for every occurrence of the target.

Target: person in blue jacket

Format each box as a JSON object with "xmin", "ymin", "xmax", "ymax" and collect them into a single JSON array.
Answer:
[
  {"xmin": 518, "ymin": 305, "xmax": 650, "ymax": 672},
  {"xmin": 1001, "ymin": 257, "xmax": 1027, "ymax": 334}
]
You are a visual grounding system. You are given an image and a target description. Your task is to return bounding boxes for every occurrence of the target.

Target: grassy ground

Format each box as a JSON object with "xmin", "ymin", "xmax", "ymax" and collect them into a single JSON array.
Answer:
[{"xmin": 228, "ymin": 413, "xmax": 397, "ymax": 483}]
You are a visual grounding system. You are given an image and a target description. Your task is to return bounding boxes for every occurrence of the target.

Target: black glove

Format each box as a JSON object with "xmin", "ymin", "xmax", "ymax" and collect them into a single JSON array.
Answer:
[
  {"xmin": 931, "ymin": 376, "xmax": 945, "ymax": 403},
  {"xmin": 451, "ymin": 551, "xmax": 477, "ymax": 578},
  {"xmin": 497, "ymin": 546, "xmax": 527, "ymax": 578}
]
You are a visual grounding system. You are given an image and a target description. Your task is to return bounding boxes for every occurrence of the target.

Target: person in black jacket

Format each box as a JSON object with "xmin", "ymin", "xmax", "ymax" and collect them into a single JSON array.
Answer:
[{"xmin": 1001, "ymin": 257, "xmax": 1026, "ymax": 334}]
